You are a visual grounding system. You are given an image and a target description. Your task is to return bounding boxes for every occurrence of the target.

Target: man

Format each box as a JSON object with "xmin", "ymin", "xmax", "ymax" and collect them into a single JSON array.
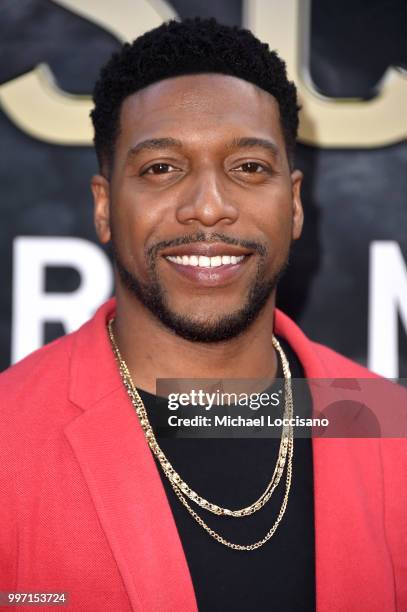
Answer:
[{"xmin": 0, "ymin": 18, "xmax": 406, "ymax": 612}]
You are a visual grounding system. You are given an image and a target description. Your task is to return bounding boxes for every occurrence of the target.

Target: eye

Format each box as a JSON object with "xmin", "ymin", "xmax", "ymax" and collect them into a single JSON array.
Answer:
[
  {"xmin": 234, "ymin": 162, "xmax": 267, "ymax": 174},
  {"xmin": 142, "ymin": 163, "xmax": 179, "ymax": 175}
]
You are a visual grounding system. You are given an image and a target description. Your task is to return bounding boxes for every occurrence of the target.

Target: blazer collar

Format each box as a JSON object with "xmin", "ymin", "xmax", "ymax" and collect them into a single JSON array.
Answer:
[{"xmin": 68, "ymin": 297, "xmax": 121, "ymax": 410}]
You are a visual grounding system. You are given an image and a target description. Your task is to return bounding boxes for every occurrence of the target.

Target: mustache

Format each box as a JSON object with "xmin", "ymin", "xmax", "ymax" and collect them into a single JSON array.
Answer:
[{"xmin": 146, "ymin": 231, "xmax": 268, "ymax": 261}]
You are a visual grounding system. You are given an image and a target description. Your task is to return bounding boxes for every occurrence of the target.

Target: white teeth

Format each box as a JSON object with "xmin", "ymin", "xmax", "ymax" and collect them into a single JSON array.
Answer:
[
  {"xmin": 199, "ymin": 255, "xmax": 211, "ymax": 267},
  {"xmin": 166, "ymin": 254, "xmax": 246, "ymax": 267},
  {"xmin": 211, "ymin": 256, "xmax": 222, "ymax": 267}
]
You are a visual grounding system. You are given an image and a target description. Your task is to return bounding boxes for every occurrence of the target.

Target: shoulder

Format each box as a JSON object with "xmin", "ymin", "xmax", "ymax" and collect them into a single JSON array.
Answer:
[
  {"xmin": 0, "ymin": 332, "xmax": 81, "ymax": 460},
  {"xmin": 274, "ymin": 309, "xmax": 407, "ymax": 441},
  {"xmin": 274, "ymin": 308, "xmax": 378, "ymax": 378},
  {"xmin": 0, "ymin": 298, "xmax": 116, "ymax": 457},
  {"xmin": 310, "ymin": 340, "xmax": 378, "ymax": 378},
  {"xmin": 0, "ymin": 332, "xmax": 74, "ymax": 406}
]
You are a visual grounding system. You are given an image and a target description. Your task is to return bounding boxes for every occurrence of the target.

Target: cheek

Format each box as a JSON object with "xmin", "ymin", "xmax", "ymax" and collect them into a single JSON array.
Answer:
[
  {"xmin": 111, "ymin": 186, "xmax": 164, "ymax": 263},
  {"xmin": 251, "ymin": 189, "xmax": 293, "ymax": 252}
]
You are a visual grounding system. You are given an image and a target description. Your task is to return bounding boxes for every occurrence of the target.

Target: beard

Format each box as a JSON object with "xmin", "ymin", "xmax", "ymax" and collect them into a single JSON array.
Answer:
[{"xmin": 112, "ymin": 232, "xmax": 290, "ymax": 343}]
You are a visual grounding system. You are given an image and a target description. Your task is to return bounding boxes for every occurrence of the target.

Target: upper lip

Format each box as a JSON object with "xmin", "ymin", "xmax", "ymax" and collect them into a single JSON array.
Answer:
[{"xmin": 160, "ymin": 243, "xmax": 253, "ymax": 258}]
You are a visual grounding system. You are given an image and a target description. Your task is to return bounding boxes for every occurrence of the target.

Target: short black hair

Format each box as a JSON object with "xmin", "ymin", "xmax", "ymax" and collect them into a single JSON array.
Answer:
[{"xmin": 91, "ymin": 17, "xmax": 300, "ymax": 175}]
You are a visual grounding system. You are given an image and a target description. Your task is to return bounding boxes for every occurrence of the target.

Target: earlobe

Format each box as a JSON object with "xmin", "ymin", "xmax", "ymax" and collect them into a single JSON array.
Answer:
[
  {"xmin": 91, "ymin": 175, "xmax": 111, "ymax": 244},
  {"xmin": 291, "ymin": 169, "xmax": 304, "ymax": 241}
]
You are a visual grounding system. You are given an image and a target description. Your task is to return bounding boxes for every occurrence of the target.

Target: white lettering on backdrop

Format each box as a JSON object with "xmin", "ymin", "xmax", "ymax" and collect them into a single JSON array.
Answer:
[
  {"xmin": 368, "ymin": 241, "xmax": 407, "ymax": 378},
  {"xmin": 11, "ymin": 237, "xmax": 113, "ymax": 363}
]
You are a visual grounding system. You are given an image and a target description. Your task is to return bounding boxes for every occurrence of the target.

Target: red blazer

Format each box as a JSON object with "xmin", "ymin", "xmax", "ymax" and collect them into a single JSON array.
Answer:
[{"xmin": 0, "ymin": 298, "xmax": 406, "ymax": 611}]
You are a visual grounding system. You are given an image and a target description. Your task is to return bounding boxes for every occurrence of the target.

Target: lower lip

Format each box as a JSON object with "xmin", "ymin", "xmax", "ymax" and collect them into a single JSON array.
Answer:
[{"xmin": 163, "ymin": 257, "xmax": 250, "ymax": 287}]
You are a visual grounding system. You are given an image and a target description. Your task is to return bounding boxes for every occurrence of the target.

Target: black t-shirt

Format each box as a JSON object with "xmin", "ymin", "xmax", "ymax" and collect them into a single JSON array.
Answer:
[{"xmin": 137, "ymin": 336, "xmax": 315, "ymax": 611}]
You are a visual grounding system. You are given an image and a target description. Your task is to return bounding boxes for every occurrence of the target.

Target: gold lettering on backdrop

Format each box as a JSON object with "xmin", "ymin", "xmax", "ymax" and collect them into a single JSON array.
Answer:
[
  {"xmin": 0, "ymin": 0, "xmax": 177, "ymax": 144},
  {"xmin": 0, "ymin": 64, "xmax": 92, "ymax": 145},
  {"xmin": 244, "ymin": 0, "xmax": 407, "ymax": 147},
  {"xmin": 0, "ymin": 0, "xmax": 405, "ymax": 147}
]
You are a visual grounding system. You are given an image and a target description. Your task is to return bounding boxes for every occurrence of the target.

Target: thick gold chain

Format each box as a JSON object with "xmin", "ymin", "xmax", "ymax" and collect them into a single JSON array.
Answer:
[{"xmin": 107, "ymin": 318, "xmax": 294, "ymax": 550}]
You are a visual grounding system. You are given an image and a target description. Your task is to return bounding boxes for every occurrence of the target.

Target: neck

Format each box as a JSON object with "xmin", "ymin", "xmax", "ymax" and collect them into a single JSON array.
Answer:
[{"xmin": 112, "ymin": 288, "xmax": 278, "ymax": 395}]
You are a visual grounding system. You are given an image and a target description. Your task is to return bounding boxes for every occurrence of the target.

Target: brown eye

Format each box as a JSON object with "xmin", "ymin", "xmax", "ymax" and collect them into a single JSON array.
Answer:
[
  {"xmin": 145, "ymin": 163, "xmax": 174, "ymax": 174},
  {"xmin": 239, "ymin": 162, "xmax": 264, "ymax": 173}
]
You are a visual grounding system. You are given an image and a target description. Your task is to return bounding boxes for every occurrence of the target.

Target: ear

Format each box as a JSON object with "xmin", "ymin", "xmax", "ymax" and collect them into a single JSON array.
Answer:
[
  {"xmin": 290, "ymin": 169, "xmax": 304, "ymax": 241},
  {"xmin": 91, "ymin": 174, "xmax": 111, "ymax": 244}
]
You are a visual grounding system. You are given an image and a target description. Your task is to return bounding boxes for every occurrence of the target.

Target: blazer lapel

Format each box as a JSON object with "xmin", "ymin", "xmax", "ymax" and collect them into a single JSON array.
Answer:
[
  {"xmin": 275, "ymin": 309, "xmax": 396, "ymax": 611},
  {"xmin": 64, "ymin": 299, "xmax": 198, "ymax": 612}
]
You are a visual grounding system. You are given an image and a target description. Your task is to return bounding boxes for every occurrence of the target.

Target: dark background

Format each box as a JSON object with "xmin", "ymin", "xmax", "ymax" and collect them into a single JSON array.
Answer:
[{"xmin": 0, "ymin": 0, "xmax": 406, "ymax": 374}]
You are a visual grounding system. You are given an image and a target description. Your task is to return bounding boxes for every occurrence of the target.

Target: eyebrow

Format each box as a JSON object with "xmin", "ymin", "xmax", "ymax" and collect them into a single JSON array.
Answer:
[
  {"xmin": 125, "ymin": 135, "xmax": 280, "ymax": 164},
  {"xmin": 227, "ymin": 137, "xmax": 280, "ymax": 158},
  {"xmin": 125, "ymin": 138, "xmax": 183, "ymax": 164}
]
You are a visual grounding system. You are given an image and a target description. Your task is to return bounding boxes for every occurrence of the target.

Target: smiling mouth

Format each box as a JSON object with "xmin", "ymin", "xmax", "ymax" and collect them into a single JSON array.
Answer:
[
  {"xmin": 159, "ymin": 240, "xmax": 254, "ymax": 287},
  {"xmin": 164, "ymin": 254, "xmax": 246, "ymax": 267},
  {"xmin": 161, "ymin": 251, "xmax": 251, "ymax": 288}
]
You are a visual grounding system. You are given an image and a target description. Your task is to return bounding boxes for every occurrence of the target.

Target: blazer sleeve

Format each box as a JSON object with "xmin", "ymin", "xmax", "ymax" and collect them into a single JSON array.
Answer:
[{"xmin": 0, "ymin": 469, "xmax": 18, "ymax": 590}]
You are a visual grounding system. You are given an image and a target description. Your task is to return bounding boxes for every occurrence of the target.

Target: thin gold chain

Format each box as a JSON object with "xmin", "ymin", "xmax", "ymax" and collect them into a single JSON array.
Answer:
[{"xmin": 107, "ymin": 318, "xmax": 294, "ymax": 551}]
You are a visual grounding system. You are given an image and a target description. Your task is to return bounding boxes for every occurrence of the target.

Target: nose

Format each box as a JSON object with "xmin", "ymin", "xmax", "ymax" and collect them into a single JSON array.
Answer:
[{"xmin": 175, "ymin": 169, "xmax": 239, "ymax": 227}]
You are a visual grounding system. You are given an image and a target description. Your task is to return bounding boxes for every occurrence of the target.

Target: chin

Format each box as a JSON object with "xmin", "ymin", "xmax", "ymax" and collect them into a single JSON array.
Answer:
[
  {"xmin": 113, "ymin": 245, "xmax": 281, "ymax": 342},
  {"xmin": 154, "ymin": 302, "xmax": 269, "ymax": 343}
]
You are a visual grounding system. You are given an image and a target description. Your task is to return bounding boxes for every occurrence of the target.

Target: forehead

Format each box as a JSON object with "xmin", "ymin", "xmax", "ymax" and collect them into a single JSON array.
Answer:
[{"xmin": 118, "ymin": 73, "xmax": 284, "ymax": 152}]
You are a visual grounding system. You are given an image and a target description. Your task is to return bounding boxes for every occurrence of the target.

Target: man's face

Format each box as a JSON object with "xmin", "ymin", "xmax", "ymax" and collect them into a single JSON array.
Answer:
[{"xmin": 92, "ymin": 74, "xmax": 303, "ymax": 342}]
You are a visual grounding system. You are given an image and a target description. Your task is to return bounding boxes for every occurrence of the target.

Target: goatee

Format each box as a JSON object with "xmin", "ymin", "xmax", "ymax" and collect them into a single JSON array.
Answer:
[{"xmin": 112, "ymin": 232, "xmax": 289, "ymax": 343}]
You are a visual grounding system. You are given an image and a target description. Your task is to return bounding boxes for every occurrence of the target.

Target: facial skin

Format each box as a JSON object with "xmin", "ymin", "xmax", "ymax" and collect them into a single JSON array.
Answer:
[{"xmin": 91, "ymin": 73, "xmax": 303, "ymax": 390}]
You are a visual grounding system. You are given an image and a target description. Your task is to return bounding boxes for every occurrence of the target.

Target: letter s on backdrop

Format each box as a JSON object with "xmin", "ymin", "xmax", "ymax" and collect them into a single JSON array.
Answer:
[{"xmin": 0, "ymin": 0, "xmax": 177, "ymax": 145}]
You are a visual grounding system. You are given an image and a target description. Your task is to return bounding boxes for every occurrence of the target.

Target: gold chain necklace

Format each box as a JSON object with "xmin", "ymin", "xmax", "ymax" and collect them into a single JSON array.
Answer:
[{"xmin": 107, "ymin": 318, "xmax": 294, "ymax": 551}]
